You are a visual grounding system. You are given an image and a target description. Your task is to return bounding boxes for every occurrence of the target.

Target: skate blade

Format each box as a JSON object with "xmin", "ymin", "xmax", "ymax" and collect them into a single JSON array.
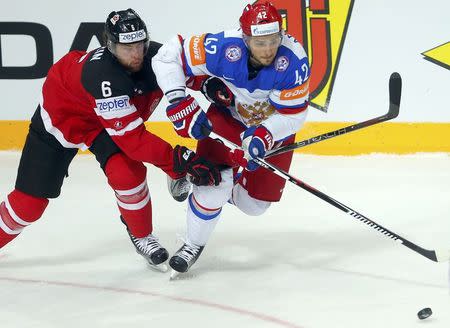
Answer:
[
  {"xmin": 148, "ymin": 262, "xmax": 168, "ymax": 273},
  {"xmin": 169, "ymin": 269, "xmax": 182, "ymax": 280}
]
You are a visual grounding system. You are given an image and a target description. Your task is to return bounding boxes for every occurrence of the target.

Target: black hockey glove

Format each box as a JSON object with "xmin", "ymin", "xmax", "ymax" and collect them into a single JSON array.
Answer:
[
  {"xmin": 173, "ymin": 145, "xmax": 221, "ymax": 186},
  {"xmin": 201, "ymin": 77, "xmax": 235, "ymax": 107}
]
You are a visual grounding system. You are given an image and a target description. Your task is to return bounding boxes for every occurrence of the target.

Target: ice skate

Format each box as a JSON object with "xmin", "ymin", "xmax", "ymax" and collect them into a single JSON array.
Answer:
[
  {"xmin": 128, "ymin": 231, "xmax": 169, "ymax": 272},
  {"xmin": 167, "ymin": 175, "xmax": 191, "ymax": 202},
  {"xmin": 169, "ymin": 242, "xmax": 204, "ymax": 279}
]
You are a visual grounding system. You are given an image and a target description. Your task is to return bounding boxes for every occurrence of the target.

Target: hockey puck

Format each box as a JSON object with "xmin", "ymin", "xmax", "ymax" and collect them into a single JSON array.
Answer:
[{"xmin": 417, "ymin": 307, "xmax": 432, "ymax": 320}]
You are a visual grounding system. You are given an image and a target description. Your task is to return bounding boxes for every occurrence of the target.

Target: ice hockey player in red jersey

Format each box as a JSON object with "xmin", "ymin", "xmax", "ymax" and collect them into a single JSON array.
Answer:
[
  {"xmin": 0, "ymin": 9, "xmax": 221, "ymax": 270},
  {"xmin": 152, "ymin": 2, "xmax": 310, "ymax": 277}
]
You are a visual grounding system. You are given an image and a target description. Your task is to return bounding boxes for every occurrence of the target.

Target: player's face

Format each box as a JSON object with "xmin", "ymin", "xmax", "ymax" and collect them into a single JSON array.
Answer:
[
  {"xmin": 115, "ymin": 42, "xmax": 145, "ymax": 72},
  {"xmin": 247, "ymin": 33, "xmax": 282, "ymax": 67}
]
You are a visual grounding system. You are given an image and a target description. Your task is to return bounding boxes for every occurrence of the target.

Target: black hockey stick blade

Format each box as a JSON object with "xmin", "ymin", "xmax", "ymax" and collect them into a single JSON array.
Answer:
[
  {"xmin": 387, "ymin": 72, "xmax": 401, "ymax": 118},
  {"xmin": 266, "ymin": 72, "xmax": 402, "ymax": 158}
]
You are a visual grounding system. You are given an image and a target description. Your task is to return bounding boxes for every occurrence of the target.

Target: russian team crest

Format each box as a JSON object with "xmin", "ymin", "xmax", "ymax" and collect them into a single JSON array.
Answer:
[
  {"xmin": 275, "ymin": 56, "xmax": 289, "ymax": 71},
  {"xmin": 225, "ymin": 45, "xmax": 242, "ymax": 62}
]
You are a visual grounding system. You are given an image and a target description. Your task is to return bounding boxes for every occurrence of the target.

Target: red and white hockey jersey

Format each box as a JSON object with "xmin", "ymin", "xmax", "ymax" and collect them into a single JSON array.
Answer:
[{"xmin": 39, "ymin": 42, "xmax": 178, "ymax": 176}]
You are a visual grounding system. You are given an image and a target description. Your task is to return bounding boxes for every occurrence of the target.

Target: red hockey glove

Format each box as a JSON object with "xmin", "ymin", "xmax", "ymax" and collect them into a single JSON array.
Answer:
[
  {"xmin": 186, "ymin": 75, "xmax": 208, "ymax": 91},
  {"xmin": 228, "ymin": 148, "xmax": 260, "ymax": 171},
  {"xmin": 201, "ymin": 77, "xmax": 235, "ymax": 107},
  {"xmin": 166, "ymin": 95, "xmax": 212, "ymax": 140},
  {"xmin": 173, "ymin": 145, "xmax": 221, "ymax": 186}
]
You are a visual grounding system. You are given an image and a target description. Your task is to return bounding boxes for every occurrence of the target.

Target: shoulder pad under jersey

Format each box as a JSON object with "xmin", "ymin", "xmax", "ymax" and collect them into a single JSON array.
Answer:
[
  {"xmin": 183, "ymin": 29, "xmax": 246, "ymax": 77},
  {"xmin": 269, "ymin": 36, "xmax": 311, "ymax": 109},
  {"xmin": 147, "ymin": 40, "xmax": 162, "ymax": 57},
  {"xmin": 139, "ymin": 41, "xmax": 163, "ymax": 91},
  {"xmin": 81, "ymin": 47, "xmax": 134, "ymax": 99},
  {"xmin": 277, "ymin": 34, "xmax": 310, "ymax": 88},
  {"xmin": 207, "ymin": 30, "xmax": 247, "ymax": 77}
]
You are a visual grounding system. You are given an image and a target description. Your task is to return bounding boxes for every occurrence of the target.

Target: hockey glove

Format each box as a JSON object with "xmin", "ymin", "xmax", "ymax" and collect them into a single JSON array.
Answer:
[
  {"xmin": 229, "ymin": 126, "xmax": 274, "ymax": 171},
  {"xmin": 228, "ymin": 148, "xmax": 260, "ymax": 171},
  {"xmin": 166, "ymin": 95, "xmax": 212, "ymax": 140},
  {"xmin": 201, "ymin": 77, "xmax": 235, "ymax": 107},
  {"xmin": 173, "ymin": 145, "xmax": 221, "ymax": 186}
]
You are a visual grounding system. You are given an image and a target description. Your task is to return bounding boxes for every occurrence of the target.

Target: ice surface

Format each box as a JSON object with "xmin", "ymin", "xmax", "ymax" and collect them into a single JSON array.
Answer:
[{"xmin": 1, "ymin": 152, "xmax": 449, "ymax": 328}]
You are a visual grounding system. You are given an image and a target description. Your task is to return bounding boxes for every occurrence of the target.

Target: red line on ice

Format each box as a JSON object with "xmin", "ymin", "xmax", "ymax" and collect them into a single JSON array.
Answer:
[{"xmin": 0, "ymin": 276, "xmax": 303, "ymax": 328}]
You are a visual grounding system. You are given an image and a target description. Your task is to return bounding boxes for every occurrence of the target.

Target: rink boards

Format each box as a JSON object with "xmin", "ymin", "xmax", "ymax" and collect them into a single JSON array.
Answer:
[{"xmin": 1, "ymin": 120, "xmax": 449, "ymax": 155}]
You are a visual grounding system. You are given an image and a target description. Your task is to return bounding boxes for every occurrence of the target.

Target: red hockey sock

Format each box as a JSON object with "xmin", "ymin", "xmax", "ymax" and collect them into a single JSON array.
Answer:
[
  {"xmin": 115, "ymin": 181, "xmax": 152, "ymax": 237},
  {"xmin": 105, "ymin": 154, "xmax": 152, "ymax": 238},
  {"xmin": 0, "ymin": 189, "xmax": 49, "ymax": 248}
]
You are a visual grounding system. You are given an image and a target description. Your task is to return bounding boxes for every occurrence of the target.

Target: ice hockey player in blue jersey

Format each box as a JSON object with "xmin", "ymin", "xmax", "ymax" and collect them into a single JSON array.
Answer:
[{"xmin": 152, "ymin": 2, "xmax": 310, "ymax": 278}]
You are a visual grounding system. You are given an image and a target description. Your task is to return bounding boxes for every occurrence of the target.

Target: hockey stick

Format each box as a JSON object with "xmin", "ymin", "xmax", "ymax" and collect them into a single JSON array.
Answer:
[
  {"xmin": 209, "ymin": 130, "xmax": 450, "ymax": 263},
  {"xmin": 266, "ymin": 72, "xmax": 402, "ymax": 158}
]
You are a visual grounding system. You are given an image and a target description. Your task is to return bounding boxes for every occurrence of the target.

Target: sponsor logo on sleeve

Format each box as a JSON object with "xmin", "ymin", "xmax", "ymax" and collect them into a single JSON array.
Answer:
[
  {"xmin": 95, "ymin": 95, "xmax": 132, "ymax": 112},
  {"xmin": 280, "ymin": 80, "xmax": 310, "ymax": 100},
  {"xmin": 189, "ymin": 34, "xmax": 207, "ymax": 66},
  {"xmin": 225, "ymin": 45, "xmax": 242, "ymax": 62}
]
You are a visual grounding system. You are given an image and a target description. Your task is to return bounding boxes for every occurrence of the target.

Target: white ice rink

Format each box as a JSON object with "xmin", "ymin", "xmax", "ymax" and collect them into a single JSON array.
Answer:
[{"xmin": 1, "ymin": 151, "xmax": 449, "ymax": 328}]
